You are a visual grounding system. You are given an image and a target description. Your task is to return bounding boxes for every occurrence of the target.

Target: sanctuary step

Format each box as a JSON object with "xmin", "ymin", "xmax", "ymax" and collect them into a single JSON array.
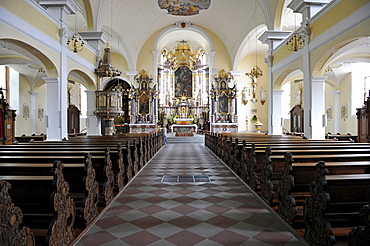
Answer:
[{"xmin": 167, "ymin": 132, "xmax": 205, "ymax": 144}]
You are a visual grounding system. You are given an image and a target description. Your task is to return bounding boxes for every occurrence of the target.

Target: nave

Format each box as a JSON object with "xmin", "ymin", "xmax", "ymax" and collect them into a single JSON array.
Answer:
[{"xmin": 73, "ymin": 136, "xmax": 307, "ymax": 246}]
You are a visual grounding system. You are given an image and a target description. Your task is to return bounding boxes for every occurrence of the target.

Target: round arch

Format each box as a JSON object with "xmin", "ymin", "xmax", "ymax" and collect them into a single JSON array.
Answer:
[
  {"xmin": 154, "ymin": 25, "xmax": 214, "ymax": 53},
  {"xmin": 233, "ymin": 24, "xmax": 268, "ymax": 71},
  {"xmin": 67, "ymin": 69, "xmax": 96, "ymax": 91},
  {"xmin": 274, "ymin": 69, "xmax": 303, "ymax": 89},
  {"xmin": 0, "ymin": 39, "xmax": 58, "ymax": 90}
]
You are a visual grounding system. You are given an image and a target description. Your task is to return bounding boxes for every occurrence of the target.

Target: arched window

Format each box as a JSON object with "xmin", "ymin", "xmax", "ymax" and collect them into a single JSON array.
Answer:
[{"xmin": 351, "ymin": 63, "xmax": 370, "ymax": 115}]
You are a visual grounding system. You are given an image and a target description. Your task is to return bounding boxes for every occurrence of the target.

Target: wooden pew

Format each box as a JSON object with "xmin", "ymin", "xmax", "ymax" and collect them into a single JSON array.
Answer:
[
  {"xmin": 206, "ymin": 133, "xmax": 370, "ymax": 244},
  {"xmin": 0, "ymin": 179, "xmax": 35, "ymax": 246},
  {"xmin": 0, "ymin": 133, "xmax": 163, "ymax": 245},
  {"xmin": 0, "ymin": 161, "xmax": 76, "ymax": 245},
  {"xmin": 348, "ymin": 204, "xmax": 370, "ymax": 245},
  {"xmin": 303, "ymin": 162, "xmax": 370, "ymax": 245}
]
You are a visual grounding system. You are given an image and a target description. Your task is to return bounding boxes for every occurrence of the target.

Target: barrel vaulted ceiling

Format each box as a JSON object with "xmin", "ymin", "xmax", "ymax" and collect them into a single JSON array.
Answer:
[{"xmin": 75, "ymin": 0, "xmax": 284, "ymax": 70}]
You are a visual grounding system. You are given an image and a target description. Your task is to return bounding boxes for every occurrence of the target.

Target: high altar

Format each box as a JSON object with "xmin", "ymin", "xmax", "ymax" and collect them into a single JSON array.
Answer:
[
  {"xmin": 157, "ymin": 40, "xmax": 210, "ymax": 135},
  {"xmin": 93, "ymin": 39, "xmax": 239, "ymax": 136},
  {"xmin": 170, "ymin": 96, "xmax": 198, "ymax": 136}
]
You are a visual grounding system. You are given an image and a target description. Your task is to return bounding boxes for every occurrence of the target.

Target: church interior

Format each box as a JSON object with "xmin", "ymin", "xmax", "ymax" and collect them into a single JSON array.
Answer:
[{"xmin": 1, "ymin": 0, "xmax": 370, "ymax": 245}]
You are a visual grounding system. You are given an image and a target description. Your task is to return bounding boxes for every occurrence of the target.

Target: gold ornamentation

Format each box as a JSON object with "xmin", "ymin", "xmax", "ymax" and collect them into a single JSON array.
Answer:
[
  {"xmin": 286, "ymin": 33, "xmax": 304, "ymax": 52},
  {"xmin": 246, "ymin": 66, "xmax": 263, "ymax": 103},
  {"xmin": 67, "ymin": 33, "xmax": 85, "ymax": 53}
]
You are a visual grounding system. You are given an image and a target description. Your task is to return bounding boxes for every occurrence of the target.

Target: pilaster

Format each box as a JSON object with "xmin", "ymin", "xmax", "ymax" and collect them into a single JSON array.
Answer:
[
  {"xmin": 272, "ymin": 90, "xmax": 284, "ymax": 135},
  {"xmin": 43, "ymin": 77, "xmax": 61, "ymax": 140},
  {"xmin": 330, "ymin": 90, "xmax": 341, "ymax": 134},
  {"xmin": 311, "ymin": 76, "xmax": 327, "ymax": 139},
  {"xmin": 29, "ymin": 91, "xmax": 39, "ymax": 135},
  {"xmin": 85, "ymin": 90, "xmax": 101, "ymax": 136}
]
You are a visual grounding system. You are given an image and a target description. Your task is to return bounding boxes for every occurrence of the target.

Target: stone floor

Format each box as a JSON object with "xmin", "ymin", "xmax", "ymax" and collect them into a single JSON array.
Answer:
[{"xmin": 73, "ymin": 136, "xmax": 308, "ymax": 246}]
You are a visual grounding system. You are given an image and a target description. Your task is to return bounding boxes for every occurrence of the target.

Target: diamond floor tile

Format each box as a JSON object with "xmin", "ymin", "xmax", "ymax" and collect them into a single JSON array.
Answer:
[{"xmin": 73, "ymin": 138, "xmax": 308, "ymax": 246}]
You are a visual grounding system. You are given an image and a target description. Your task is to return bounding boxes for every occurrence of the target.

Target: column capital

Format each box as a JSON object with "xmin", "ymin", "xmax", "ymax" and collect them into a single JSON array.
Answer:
[
  {"xmin": 311, "ymin": 76, "xmax": 328, "ymax": 83},
  {"xmin": 79, "ymin": 31, "xmax": 109, "ymax": 51},
  {"xmin": 125, "ymin": 71, "xmax": 138, "ymax": 83},
  {"xmin": 259, "ymin": 30, "xmax": 291, "ymax": 50},
  {"xmin": 29, "ymin": 91, "xmax": 40, "ymax": 96},
  {"xmin": 273, "ymin": 90, "xmax": 284, "ymax": 95},
  {"xmin": 208, "ymin": 51, "xmax": 216, "ymax": 58},
  {"xmin": 230, "ymin": 71, "xmax": 243, "ymax": 79},
  {"xmin": 288, "ymin": 0, "xmax": 330, "ymax": 25},
  {"xmin": 43, "ymin": 77, "xmax": 59, "ymax": 84},
  {"xmin": 40, "ymin": 0, "xmax": 81, "ymax": 21},
  {"xmin": 330, "ymin": 90, "xmax": 341, "ymax": 96}
]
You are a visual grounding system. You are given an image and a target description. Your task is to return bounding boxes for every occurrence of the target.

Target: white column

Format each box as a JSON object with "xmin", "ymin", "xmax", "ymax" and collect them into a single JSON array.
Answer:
[
  {"xmin": 259, "ymin": 31, "xmax": 290, "ymax": 135},
  {"xmin": 125, "ymin": 71, "xmax": 138, "ymax": 85},
  {"xmin": 230, "ymin": 71, "xmax": 242, "ymax": 122},
  {"xmin": 208, "ymin": 51, "xmax": 216, "ymax": 127},
  {"xmin": 43, "ymin": 77, "xmax": 61, "ymax": 141},
  {"xmin": 311, "ymin": 76, "xmax": 327, "ymax": 139},
  {"xmin": 29, "ymin": 91, "xmax": 39, "ymax": 135},
  {"xmin": 272, "ymin": 90, "xmax": 284, "ymax": 135},
  {"xmin": 302, "ymin": 43, "xmax": 313, "ymax": 139},
  {"xmin": 59, "ymin": 34, "xmax": 69, "ymax": 141},
  {"xmin": 86, "ymin": 90, "xmax": 101, "ymax": 136},
  {"xmin": 331, "ymin": 90, "xmax": 341, "ymax": 134},
  {"xmin": 153, "ymin": 51, "xmax": 160, "ymax": 123}
]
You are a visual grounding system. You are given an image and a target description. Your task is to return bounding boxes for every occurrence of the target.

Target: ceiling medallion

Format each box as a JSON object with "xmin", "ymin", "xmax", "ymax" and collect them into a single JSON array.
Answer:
[
  {"xmin": 159, "ymin": 0, "xmax": 211, "ymax": 16},
  {"xmin": 174, "ymin": 21, "xmax": 192, "ymax": 28}
]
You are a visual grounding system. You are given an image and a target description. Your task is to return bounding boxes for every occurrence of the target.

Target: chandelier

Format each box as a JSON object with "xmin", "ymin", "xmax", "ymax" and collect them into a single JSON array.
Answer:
[
  {"xmin": 67, "ymin": 11, "xmax": 85, "ymax": 53},
  {"xmin": 162, "ymin": 40, "xmax": 205, "ymax": 69},
  {"xmin": 67, "ymin": 33, "xmax": 85, "ymax": 53},
  {"xmin": 286, "ymin": 32, "xmax": 304, "ymax": 52}
]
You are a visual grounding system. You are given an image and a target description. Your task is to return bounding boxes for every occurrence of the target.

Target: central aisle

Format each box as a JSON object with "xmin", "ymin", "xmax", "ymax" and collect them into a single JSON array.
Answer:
[{"xmin": 74, "ymin": 139, "xmax": 307, "ymax": 246}]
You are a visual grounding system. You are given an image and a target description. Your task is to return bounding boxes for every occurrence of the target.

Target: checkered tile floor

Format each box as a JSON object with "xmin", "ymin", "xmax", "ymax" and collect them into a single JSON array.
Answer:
[{"xmin": 73, "ymin": 142, "xmax": 307, "ymax": 246}]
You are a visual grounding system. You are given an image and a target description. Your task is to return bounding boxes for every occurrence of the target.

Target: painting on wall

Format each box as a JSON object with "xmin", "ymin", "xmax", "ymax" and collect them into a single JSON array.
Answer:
[
  {"xmin": 23, "ymin": 103, "xmax": 29, "ymax": 118},
  {"xmin": 139, "ymin": 94, "xmax": 150, "ymax": 115},
  {"xmin": 326, "ymin": 105, "xmax": 333, "ymax": 120},
  {"xmin": 218, "ymin": 94, "xmax": 229, "ymax": 114},
  {"xmin": 38, "ymin": 105, "xmax": 44, "ymax": 119},
  {"xmin": 175, "ymin": 65, "xmax": 192, "ymax": 98},
  {"xmin": 341, "ymin": 103, "xmax": 348, "ymax": 119},
  {"xmin": 158, "ymin": 0, "xmax": 211, "ymax": 16}
]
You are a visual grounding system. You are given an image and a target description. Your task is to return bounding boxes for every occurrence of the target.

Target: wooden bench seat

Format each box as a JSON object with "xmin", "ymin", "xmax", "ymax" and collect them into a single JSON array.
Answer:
[
  {"xmin": 0, "ymin": 161, "xmax": 76, "ymax": 245},
  {"xmin": 304, "ymin": 162, "xmax": 370, "ymax": 245}
]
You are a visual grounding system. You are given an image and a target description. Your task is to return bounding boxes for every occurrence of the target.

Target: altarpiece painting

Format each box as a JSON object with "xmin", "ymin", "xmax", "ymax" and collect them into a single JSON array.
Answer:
[
  {"xmin": 218, "ymin": 94, "xmax": 229, "ymax": 114},
  {"xmin": 139, "ymin": 94, "xmax": 150, "ymax": 115},
  {"xmin": 175, "ymin": 65, "xmax": 192, "ymax": 98}
]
